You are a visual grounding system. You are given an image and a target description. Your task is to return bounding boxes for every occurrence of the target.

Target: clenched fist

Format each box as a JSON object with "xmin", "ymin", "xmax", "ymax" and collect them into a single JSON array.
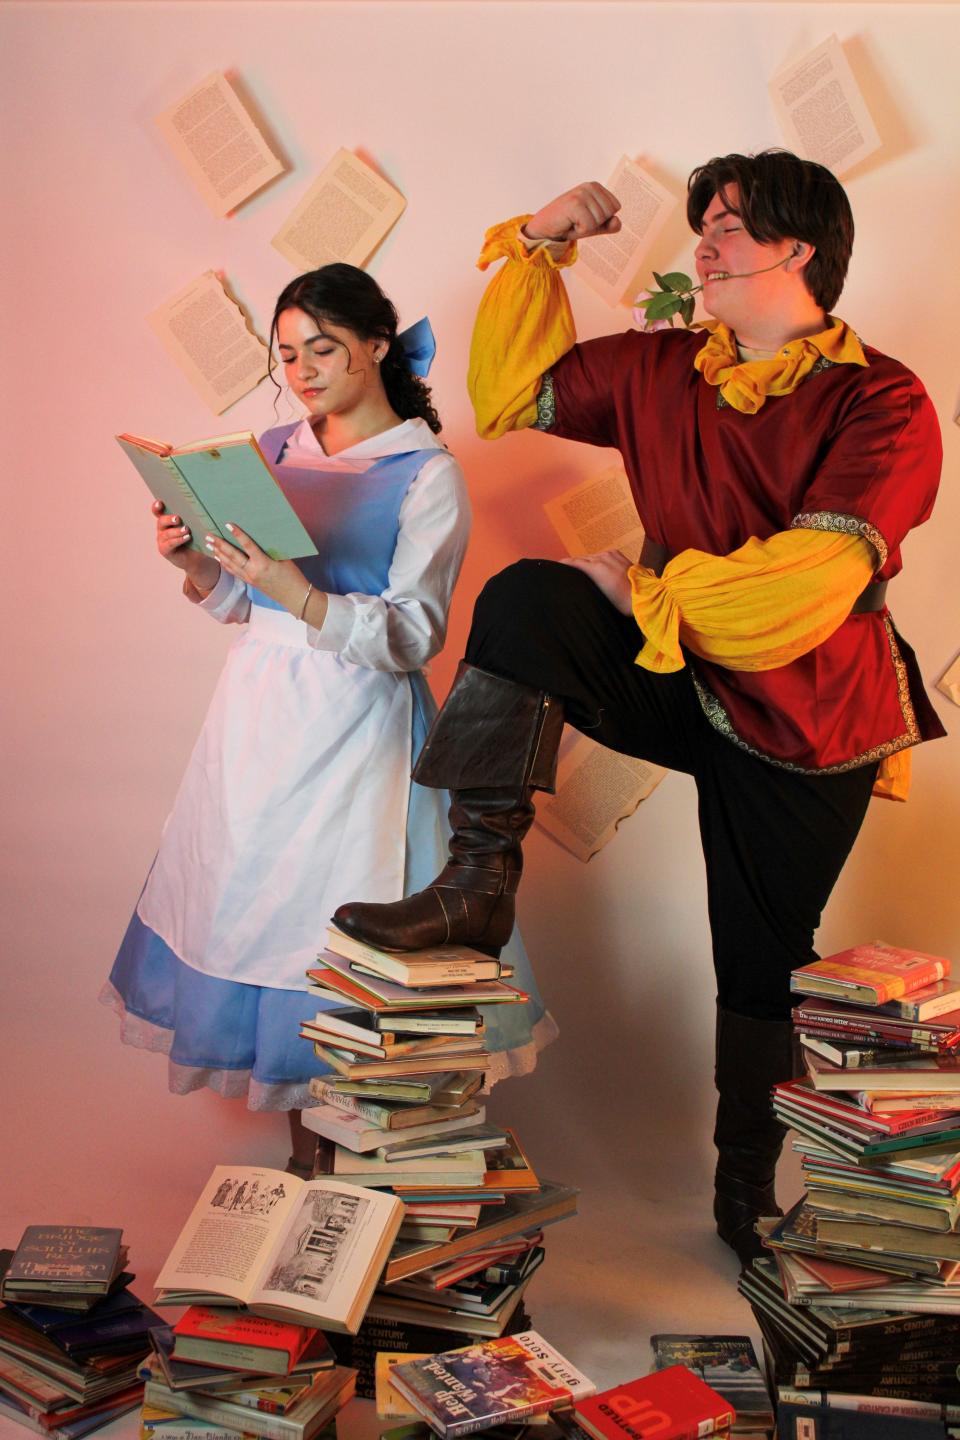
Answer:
[{"xmin": 524, "ymin": 182, "xmax": 622, "ymax": 244}]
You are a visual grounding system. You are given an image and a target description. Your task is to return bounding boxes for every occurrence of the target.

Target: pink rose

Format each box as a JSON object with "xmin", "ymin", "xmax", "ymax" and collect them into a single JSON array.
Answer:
[{"xmin": 632, "ymin": 290, "xmax": 673, "ymax": 332}]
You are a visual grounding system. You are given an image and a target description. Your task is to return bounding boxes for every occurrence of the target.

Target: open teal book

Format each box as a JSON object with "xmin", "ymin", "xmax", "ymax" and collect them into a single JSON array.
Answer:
[{"xmin": 117, "ymin": 431, "xmax": 318, "ymax": 561}]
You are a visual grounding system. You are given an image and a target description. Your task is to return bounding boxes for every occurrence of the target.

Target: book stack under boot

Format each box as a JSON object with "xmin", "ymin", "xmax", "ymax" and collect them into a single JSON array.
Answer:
[
  {"xmin": 0, "ymin": 1227, "xmax": 159, "ymax": 1438},
  {"xmin": 738, "ymin": 942, "xmax": 960, "ymax": 1437},
  {"xmin": 301, "ymin": 928, "xmax": 578, "ymax": 1395}
]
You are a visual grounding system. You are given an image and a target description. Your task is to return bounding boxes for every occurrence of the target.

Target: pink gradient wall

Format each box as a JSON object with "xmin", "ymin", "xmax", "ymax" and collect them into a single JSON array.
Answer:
[{"xmin": 1, "ymin": 3, "xmax": 958, "ymax": 1391}]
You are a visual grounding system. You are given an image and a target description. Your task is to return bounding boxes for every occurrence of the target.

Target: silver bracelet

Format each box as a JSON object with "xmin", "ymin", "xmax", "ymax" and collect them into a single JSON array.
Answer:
[{"xmin": 298, "ymin": 583, "xmax": 314, "ymax": 621}]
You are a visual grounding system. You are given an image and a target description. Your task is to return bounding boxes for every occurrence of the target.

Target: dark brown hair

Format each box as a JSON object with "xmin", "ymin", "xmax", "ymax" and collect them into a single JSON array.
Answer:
[
  {"xmin": 686, "ymin": 149, "xmax": 854, "ymax": 311},
  {"xmin": 269, "ymin": 264, "xmax": 441, "ymax": 433}
]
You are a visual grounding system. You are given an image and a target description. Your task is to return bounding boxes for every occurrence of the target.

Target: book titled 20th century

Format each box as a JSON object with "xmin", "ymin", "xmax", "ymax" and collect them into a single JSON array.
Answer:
[{"xmin": 155, "ymin": 1165, "xmax": 403, "ymax": 1334}]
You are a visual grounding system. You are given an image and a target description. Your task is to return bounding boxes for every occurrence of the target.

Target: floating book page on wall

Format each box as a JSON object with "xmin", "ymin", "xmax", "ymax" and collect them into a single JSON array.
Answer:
[
  {"xmin": 769, "ymin": 35, "xmax": 881, "ymax": 177},
  {"xmin": 148, "ymin": 271, "xmax": 268, "ymax": 415},
  {"xmin": 272, "ymin": 149, "xmax": 406, "ymax": 271},
  {"xmin": 937, "ymin": 653, "xmax": 960, "ymax": 707},
  {"xmin": 543, "ymin": 466, "xmax": 644, "ymax": 561},
  {"xmin": 575, "ymin": 156, "xmax": 677, "ymax": 308},
  {"xmin": 156, "ymin": 72, "xmax": 285, "ymax": 216},
  {"xmin": 536, "ymin": 733, "xmax": 666, "ymax": 862}
]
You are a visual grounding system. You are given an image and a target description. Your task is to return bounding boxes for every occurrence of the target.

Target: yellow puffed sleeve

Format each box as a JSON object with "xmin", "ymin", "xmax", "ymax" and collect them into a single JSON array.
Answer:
[
  {"xmin": 468, "ymin": 216, "xmax": 578, "ymax": 440},
  {"xmin": 628, "ymin": 529, "xmax": 875, "ymax": 674}
]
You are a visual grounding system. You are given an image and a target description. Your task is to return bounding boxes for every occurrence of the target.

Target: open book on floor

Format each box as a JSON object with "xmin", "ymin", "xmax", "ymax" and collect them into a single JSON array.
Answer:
[{"xmin": 155, "ymin": 1165, "xmax": 403, "ymax": 1333}]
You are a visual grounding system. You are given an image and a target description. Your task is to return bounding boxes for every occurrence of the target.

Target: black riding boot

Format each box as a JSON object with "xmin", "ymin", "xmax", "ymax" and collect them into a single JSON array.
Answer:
[
  {"xmin": 713, "ymin": 1005, "xmax": 797, "ymax": 1266},
  {"xmin": 333, "ymin": 663, "xmax": 564, "ymax": 956}
]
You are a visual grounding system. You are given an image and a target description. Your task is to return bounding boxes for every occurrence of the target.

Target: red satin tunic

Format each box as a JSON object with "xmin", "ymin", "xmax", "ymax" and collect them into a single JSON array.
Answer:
[{"xmin": 544, "ymin": 326, "xmax": 945, "ymax": 772}]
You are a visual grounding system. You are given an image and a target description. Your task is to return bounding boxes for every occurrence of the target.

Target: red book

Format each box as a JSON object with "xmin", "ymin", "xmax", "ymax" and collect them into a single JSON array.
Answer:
[
  {"xmin": 791, "ymin": 943, "xmax": 950, "ymax": 1008},
  {"xmin": 172, "ymin": 1305, "xmax": 314, "ymax": 1375},
  {"xmin": 574, "ymin": 1366, "xmax": 735, "ymax": 1440}
]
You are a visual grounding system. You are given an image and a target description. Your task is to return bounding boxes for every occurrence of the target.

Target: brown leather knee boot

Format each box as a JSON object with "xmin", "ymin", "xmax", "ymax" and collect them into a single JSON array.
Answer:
[{"xmin": 332, "ymin": 663, "xmax": 564, "ymax": 955}]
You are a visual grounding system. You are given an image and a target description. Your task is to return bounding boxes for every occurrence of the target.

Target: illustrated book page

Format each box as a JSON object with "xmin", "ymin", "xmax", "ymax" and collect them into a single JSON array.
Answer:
[
  {"xmin": 155, "ymin": 1165, "xmax": 403, "ymax": 1332},
  {"xmin": 156, "ymin": 71, "xmax": 284, "ymax": 216},
  {"xmin": 272, "ymin": 149, "xmax": 406, "ymax": 271}
]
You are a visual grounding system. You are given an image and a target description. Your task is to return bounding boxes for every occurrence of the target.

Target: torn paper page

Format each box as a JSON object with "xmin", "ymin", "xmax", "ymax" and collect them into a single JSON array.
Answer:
[
  {"xmin": 156, "ymin": 72, "xmax": 284, "ymax": 217},
  {"xmin": 936, "ymin": 654, "xmax": 960, "ymax": 707},
  {"xmin": 536, "ymin": 733, "xmax": 666, "ymax": 862},
  {"xmin": 272, "ymin": 149, "xmax": 406, "ymax": 271},
  {"xmin": 769, "ymin": 35, "xmax": 881, "ymax": 176},
  {"xmin": 544, "ymin": 466, "xmax": 644, "ymax": 560},
  {"xmin": 575, "ymin": 156, "xmax": 677, "ymax": 307},
  {"xmin": 147, "ymin": 272, "xmax": 268, "ymax": 415}
]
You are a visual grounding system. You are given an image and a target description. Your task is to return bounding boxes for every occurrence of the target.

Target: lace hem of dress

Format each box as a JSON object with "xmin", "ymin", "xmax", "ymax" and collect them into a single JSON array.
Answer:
[{"xmin": 99, "ymin": 982, "xmax": 559, "ymax": 1111}]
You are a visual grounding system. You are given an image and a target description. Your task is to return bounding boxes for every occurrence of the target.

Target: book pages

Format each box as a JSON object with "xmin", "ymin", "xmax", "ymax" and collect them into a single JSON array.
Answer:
[
  {"xmin": 543, "ymin": 466, "xmax": 644, "ymax": 560},
  {"xmin": 936, "ymin": 653, "xmax": 960, "ymax": 707},
  {"xmin": 535, "ymin": 733, "xmax": 666, "ymax": 862},
  {"xmin": 769, "ymin": 35, "xmax": 881, "ymax": 176},
  {"xmin": 575, "ymin": 156, "xmax": 677, "ymax": 307},
  {"xmin": 147, "ymin": 272, "xmax": 268, "ymax": 415},
  {"xmin": 272, "ymin": 148, "xmax": 406, "ymax": 271},
  {"xmin": 155, "ymin": 72, "xmax": 284, "ymax": 217}
]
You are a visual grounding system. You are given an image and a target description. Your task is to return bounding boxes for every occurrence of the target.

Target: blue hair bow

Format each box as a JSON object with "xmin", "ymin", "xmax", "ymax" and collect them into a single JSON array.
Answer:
[{"xmin": 397, "ymin": 316, "xmax": 436, "ymax": 377}]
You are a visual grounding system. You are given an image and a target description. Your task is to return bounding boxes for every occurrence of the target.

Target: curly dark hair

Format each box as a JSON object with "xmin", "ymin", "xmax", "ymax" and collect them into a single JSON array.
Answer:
[
  {"xmin": 269, "ymin": 264, "xmax": 441, "ymax": 433},
  {"xmin": 687, "ymin": 149, "xmax": 854, "ymax": 312}
]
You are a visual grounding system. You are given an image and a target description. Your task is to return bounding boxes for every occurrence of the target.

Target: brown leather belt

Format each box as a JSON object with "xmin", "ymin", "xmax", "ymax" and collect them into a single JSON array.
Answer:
[{"xmin": 638, "ymin": 537, "xmax": 887, "ymax": 614}]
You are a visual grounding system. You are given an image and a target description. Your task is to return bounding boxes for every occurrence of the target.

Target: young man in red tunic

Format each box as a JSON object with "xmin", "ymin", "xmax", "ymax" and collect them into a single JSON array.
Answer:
[{"xmin": 335, "ymin": 151, "xmax": 945, "ymax": 1264}]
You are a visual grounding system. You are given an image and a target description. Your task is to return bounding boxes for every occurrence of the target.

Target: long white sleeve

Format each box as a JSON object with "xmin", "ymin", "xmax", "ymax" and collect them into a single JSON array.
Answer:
[
  {"xmin": 306, "ymin": 451, "xmax": 470, "ymax": 672},
  {"xmin": 183, "ymin": 566, "xmax": 251, "ymax": 624}
]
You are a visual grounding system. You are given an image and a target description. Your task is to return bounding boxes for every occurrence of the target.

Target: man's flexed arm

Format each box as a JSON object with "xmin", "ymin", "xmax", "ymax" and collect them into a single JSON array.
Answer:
[{"xmin": 468, "ymin": 184, "xmax": 621, "ymax": 440}]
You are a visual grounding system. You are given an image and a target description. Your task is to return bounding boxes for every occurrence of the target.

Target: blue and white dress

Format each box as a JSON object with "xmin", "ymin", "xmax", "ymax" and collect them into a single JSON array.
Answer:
[{"xmin": 102, "ymin": 417, "xmax": 557, "ymax": 1109}]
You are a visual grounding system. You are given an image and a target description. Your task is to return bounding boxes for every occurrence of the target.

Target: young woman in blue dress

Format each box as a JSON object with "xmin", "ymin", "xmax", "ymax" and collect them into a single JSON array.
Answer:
[{"xmin": 103, "ymin": 265, "xmax": 556, "ymax": 1175}]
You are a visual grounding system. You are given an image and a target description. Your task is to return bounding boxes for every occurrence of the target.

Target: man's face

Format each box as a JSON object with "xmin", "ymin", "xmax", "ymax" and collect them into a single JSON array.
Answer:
[{"xmin": 694, "ymin": 185, "xmax": 796, "ymax": 330}]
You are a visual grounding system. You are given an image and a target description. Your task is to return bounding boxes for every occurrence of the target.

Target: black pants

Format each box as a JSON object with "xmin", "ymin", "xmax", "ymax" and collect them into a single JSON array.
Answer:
[{"xmin": 465, "ymin": 560, "xmax": 877, "ymax": 1021}]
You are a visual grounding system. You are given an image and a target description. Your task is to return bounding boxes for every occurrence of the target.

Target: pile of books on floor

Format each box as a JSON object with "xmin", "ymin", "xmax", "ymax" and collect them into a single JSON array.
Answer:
[
  {"xmin": 301, "ymin": 928, "xmax": 578, "ymax": 1393},
  {"xmin": 739, "ymin": 941, "xmax": 960, "ymax": 1438},
  {"xmin": 375, "ymin": 1328, "xmax": 742, "ymax": 1440},
  {"xmin": 139, "ymin": 1308, "xmax": 356, "ymax": 1440},
  {"xmin": 0, "ymin": 1224, "xmax": 159, "ymax": 1438}
]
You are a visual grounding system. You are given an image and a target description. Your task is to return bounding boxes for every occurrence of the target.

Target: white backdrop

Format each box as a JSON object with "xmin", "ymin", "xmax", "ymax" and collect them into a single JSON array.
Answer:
[{"xmin": 2, "ymin": 0, "xmax": 958, "ymax": 1407}]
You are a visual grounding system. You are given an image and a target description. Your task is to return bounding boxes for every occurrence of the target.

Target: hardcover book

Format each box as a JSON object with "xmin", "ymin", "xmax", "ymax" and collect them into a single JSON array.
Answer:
[
  {"xmin": 1, "ymin": 1228, "xmax": 125, "ymax": 1297},
  {"xmin": 117, "ymin": 432, "xmax": 317, "ymax": 562},
  {"xmin": 649, "ymin": 1335, "xmax": 772, "ymax": 1430},
  {"xmin": 325, "ymin": 928, "xmax": 510, "ymax": 987},
  {"xmin": 791, "ymin": 944, "xmax": 951, "ymax": 1008},
  {"xmin": 388, "ymin": 1330, "xmax": 595, "ymax": 1438},
  {"xmin": 171, "ymin": 1307, "xmax": 315, "ymax": 1375},
  {"xmin": 154, "ymin": 1165, "xmax": 402, "ymax": 1334},
  {"xmin": 574, "ymin": 1367, "xmax": 735, "ymax": 1440}
]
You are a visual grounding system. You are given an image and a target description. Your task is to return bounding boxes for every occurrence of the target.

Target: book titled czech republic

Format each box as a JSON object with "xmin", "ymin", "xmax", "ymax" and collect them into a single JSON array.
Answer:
[{"xmin": 388, "ymin": 1330, "xmax": 596, "ymax": 1438}]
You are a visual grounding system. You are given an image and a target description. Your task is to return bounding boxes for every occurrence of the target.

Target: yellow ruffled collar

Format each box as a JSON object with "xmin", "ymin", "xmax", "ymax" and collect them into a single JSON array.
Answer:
[{"xmin": 693, "ymin": 318, "xmax": 867, "ymax": 414}]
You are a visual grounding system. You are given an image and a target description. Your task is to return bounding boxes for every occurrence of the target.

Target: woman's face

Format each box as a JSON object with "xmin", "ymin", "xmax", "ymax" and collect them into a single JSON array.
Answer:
[{"xmin": 276, "ymin": 306, "xmax": 385, "ymax": 420}]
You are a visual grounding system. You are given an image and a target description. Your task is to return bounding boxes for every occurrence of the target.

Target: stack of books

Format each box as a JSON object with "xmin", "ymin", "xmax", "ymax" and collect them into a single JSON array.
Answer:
[
  {"xmin": 138, "ymin": 1308, "xmax": 356, "ymax": 1440},
  {"xmin": 0, "ymin": 1226, "xmax": 159, "ymax": 1438},
  {"xmin": 738, "ymin": 941, "xmax": 960, "ymax": 1436},
  {"xmin": 302, "ymin": 928, "xmax": 578, "ymax": 1392}
]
